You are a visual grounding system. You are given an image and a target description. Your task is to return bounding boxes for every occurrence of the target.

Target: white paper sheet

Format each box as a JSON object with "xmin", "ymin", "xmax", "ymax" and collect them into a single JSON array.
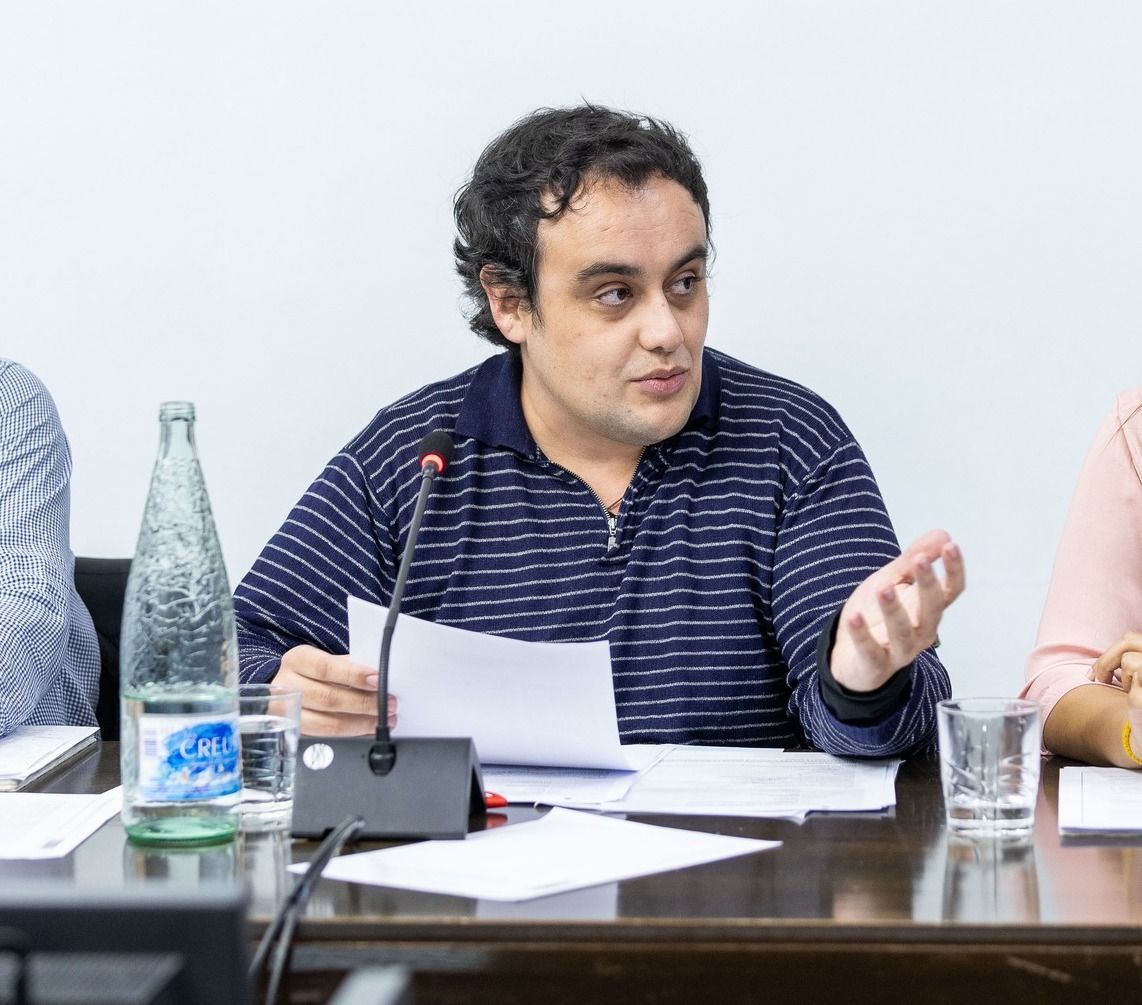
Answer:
[
  {"xmin": 475, "ymin": 882, "xmax": 619, "ymax": 920},
  {"xmin": 347, "ymin": 596, "xmax": 656, "ymax": 770},
  {"xmin": 559, "ymin": 747, "xmax": 901, "ymax": 820},
  {"xmin": 300, "ymin": 806, "xmax": 779, "ymax": 901},
  {"xmin": 1058, "ymin": 766, "xmax": 1142, "ymax": 834},
  {"xmin": 0, "ymin": 788, "xmax": 122, "ymax": 858},
  {"xmin": 481, "ymin": 764, "xmax": 642, "ymax": 806},
  {"xmin": 0, "ymin": 725, "xmax": 98, "ymax": 789}
]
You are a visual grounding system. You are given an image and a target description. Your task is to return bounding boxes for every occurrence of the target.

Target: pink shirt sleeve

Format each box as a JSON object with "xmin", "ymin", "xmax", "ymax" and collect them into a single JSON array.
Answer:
[{"xmin": 1022, "ymin": 387, "xmax": 1142, "ymax": 728}]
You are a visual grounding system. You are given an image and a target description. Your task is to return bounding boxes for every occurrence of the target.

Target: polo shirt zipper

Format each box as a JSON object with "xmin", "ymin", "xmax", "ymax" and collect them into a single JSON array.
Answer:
[{"xmin": 549, "ymin": 447, "xmax": 645, "ymax": 553}]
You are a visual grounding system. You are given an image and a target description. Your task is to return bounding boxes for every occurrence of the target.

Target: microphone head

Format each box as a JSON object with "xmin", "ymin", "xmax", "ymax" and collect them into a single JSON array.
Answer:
[{"xmin": 418, "ymin": 430, "xmax": 455, "ymax": 474}]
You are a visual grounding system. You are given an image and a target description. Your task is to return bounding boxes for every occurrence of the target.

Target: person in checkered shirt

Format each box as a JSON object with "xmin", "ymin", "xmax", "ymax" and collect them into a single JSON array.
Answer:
[{"xmin": 0, "ymin": 360, "xmax": 98, "ymax": 736}]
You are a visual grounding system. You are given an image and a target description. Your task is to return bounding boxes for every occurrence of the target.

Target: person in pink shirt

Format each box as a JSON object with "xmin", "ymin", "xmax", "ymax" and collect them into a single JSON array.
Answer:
[{"xmin": 1023, "ymin": 387, "xmax": 1142, "ymax": 766}]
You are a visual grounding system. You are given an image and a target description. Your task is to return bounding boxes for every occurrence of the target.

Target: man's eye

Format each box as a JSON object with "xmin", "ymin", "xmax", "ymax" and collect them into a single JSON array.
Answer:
[
  {"xmin": 672, "ymin": 275, "xmax": 701, "ymax": 295},
  {"xmin": 598, "ymin": 287, "xmax": 631, "ymax": 306}
]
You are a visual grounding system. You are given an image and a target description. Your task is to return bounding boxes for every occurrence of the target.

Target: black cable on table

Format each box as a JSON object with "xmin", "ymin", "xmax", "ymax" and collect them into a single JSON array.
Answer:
[{"xmin": 251, "ymin": 815, "xmax": 365, "ymax": 1005}]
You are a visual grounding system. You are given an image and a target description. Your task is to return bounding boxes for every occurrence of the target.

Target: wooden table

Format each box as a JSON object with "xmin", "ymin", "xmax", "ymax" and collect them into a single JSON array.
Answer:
[{"xmin": 28, "ymin": 743, "xmax": 1142, "ymax": 1004}]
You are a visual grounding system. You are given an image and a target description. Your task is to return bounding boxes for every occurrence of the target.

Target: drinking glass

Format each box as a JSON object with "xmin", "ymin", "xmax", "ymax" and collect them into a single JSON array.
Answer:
[
  {"xmin": 937, "ymin": 697, "xmax": 1041, "ymax": 838},
  {"xmin": 237, "ymin": 684, "xmax": 302, "ymax": 831}
]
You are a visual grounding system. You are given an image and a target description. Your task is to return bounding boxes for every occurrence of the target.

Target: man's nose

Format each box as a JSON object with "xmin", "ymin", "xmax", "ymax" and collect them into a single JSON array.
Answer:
[{"xmin": 639, "ymin": 297, "xmax": 685, "ymax": 352}]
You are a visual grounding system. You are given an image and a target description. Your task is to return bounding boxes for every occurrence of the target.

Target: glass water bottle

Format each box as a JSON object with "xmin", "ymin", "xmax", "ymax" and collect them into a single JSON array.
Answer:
[{"xmin": 119, "ymin": 401, "xmax": 240, "ymax": 845}]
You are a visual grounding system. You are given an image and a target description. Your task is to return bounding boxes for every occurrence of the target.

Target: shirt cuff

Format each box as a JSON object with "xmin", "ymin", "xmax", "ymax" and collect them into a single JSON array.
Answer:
[
  {"xmin": 238, "ymin": 652, "xmax": 282, "ymax": 685},
  {"xmin": 815, "ymin": 606, "xmax": 913, "ymax": 724}
]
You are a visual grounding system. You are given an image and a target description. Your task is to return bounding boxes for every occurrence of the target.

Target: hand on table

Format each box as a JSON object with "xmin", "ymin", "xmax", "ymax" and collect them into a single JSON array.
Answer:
[
  {"xmin": 274, "ymin": 644, "xmax": 397, "ymax": 736},
  {"xmin": 1089, "ymin": 632, "xmax": 1142, "ymax": 761},
  {"xmin": 830, "ymin": 529, "xmax": 965, "ymax": 693}
]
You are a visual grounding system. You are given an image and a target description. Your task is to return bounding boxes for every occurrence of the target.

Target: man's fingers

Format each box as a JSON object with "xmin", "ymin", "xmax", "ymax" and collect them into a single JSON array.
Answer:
[
  {"xmin": 300, "ymin": 709, "xmax": 377, "ymax": 737},
  {"xmin": 304, "ymin": 680, "xmax": 384, "ymax": 717},
  {"xmin": 831, "ymin": 531, "xmax": 962, "ymax": 693},
  {"xmin": 910, "ymin": 555, "xmax": 944, "ymax": 642},
  {"xmin": 940, "ymin": 542, "xmax": 966, "ymax": 604},
  {"xmin": 890, "ymin": 529, "xmax": 953, "ymax": 578},
  {"xmin": 890, "ymin": 539, "xmax": 963, "ymax": 643},
  {"xmin": 882, "ymin": 531, "xmax": 961, "ymax": 603},
  {"xmin": 300, "ymin": 711, "xmax": 376, "ymax": 737},
  {"xmin": 844, "ymin": 611, "xmax": 891, "ymax": 674},
  {"xmin": 280, "ymin": 645, "xmax": 378, "ymax": 691},
  {"xmin": 297, "ymin": 695, "xmax": 397, "ymax": 736},
  {"xmin": 274, "ymin": 645, "xmax": 392, "ymax": 735},
  {"xmin": 876, "ymin": 584, "xmax": 916, "ymax": 661}
]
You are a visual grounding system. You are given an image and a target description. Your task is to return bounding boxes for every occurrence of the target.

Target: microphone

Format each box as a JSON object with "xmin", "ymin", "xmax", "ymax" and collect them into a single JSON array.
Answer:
[
  {"xmin": 417, "ymin": 430, "xmax": 454, "ymax": 477},
  {"xmin": 291, "ymin": 430, "xmax": 485, "ymax": 841},
  {"xmin": 370, "ymin": 431, "xmax": 455, "ymax": 774}
]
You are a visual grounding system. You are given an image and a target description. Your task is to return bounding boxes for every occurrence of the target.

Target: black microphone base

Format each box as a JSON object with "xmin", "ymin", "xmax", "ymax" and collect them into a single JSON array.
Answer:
[{"xmin": 291, "ymin": 736, "xmax": 485, "ymax": 840}]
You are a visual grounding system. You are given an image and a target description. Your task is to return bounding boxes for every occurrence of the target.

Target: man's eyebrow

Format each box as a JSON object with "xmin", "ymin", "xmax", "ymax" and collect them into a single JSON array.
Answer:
[
  {"xmin": 574, "ymin": 261, "xmax": 641, "ymax": 284},
  {"xmin": 573, "ymin": 245, "xmax": 709, "ymax": 286}
]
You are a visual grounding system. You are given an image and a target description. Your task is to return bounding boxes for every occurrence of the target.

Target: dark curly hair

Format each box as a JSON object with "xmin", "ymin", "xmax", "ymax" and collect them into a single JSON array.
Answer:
[{"xmin": 453, "ymin": 105, "xmax": 712, "ymax": 351}]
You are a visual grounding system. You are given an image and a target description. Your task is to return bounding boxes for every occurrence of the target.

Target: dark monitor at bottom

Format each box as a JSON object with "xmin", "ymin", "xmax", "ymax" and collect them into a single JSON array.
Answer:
[{"xmin": 0, "ymin": 885, "xmax": 249, "ymax": 1005}]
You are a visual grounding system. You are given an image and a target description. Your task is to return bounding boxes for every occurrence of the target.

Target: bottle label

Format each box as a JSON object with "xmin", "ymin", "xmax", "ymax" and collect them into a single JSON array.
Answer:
[{"xmin": 137, "ymin": 712, "xmax": 241, "ymax": 801}]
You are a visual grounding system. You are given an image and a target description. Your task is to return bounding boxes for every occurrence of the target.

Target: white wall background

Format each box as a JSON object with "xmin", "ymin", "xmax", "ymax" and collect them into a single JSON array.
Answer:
[{"xmin": 1, "ymin": 2, "xmax": 1137, "ymax": 701}]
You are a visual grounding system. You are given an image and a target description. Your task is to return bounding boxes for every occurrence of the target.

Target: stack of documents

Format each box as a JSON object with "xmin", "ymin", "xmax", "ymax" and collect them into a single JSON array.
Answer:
[
  {"xmin": 497, "ymin": 746, "xmax": 901, "ymax": 821},
  {"xmin": 0, "ymin": 725, "xmax": 98, "ymax": 791},
  {"xmin": 0, "ymin": 726, "xmax": 116, "ymax": 859},
  {"xmin": 1058, "ymin": 766, "xmax": 1142, "ymax": 834}
]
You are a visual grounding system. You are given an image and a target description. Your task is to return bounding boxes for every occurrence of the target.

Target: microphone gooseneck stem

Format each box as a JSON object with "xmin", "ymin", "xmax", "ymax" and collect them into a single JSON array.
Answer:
[{"xmin": 370, "ymin": 464, "xmax": 439, "ymax": 775}]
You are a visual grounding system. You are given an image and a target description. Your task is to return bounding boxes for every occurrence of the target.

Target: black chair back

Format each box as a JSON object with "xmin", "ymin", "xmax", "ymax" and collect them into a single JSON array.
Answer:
[{"xmin": 74, "ymin": 557, "xmax": 132, "ymax": 740}]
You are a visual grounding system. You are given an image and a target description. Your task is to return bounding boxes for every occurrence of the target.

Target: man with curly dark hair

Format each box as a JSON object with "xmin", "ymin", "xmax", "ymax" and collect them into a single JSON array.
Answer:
[{"xmin": 236, "ymin": 105, "xmax": 963, "ymax": 757}]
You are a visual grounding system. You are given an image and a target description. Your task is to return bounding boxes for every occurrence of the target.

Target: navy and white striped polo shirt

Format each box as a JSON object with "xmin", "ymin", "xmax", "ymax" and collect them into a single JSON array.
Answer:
[{"xmin": 235, "ymin": 347, "xmax": 949, "ymax": 757}]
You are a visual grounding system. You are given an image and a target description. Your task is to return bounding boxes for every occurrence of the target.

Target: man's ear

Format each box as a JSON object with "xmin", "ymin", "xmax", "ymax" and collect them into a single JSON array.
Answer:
[{"xmin": 480, "ymin": 265, "xmax": 529, "ymax": 346}]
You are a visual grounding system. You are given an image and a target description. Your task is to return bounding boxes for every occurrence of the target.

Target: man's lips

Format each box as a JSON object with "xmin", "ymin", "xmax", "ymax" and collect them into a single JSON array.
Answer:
[{"xmin": 633, "ymin": 369, "xmax": 688, "ymax": 396}]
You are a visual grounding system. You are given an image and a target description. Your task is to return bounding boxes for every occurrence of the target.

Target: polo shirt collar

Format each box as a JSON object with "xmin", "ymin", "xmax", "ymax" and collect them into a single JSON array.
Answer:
[
  {"xmin": 454, "ymin": 353, "xmax": 535, "ymax": 455},
  {"xmin": 454, "ymin": 348, "xmax": 721, "ymax": 454},
  {"xmin": 685, "ymin": 347, "xmax": 720, "ymax": 433}
]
